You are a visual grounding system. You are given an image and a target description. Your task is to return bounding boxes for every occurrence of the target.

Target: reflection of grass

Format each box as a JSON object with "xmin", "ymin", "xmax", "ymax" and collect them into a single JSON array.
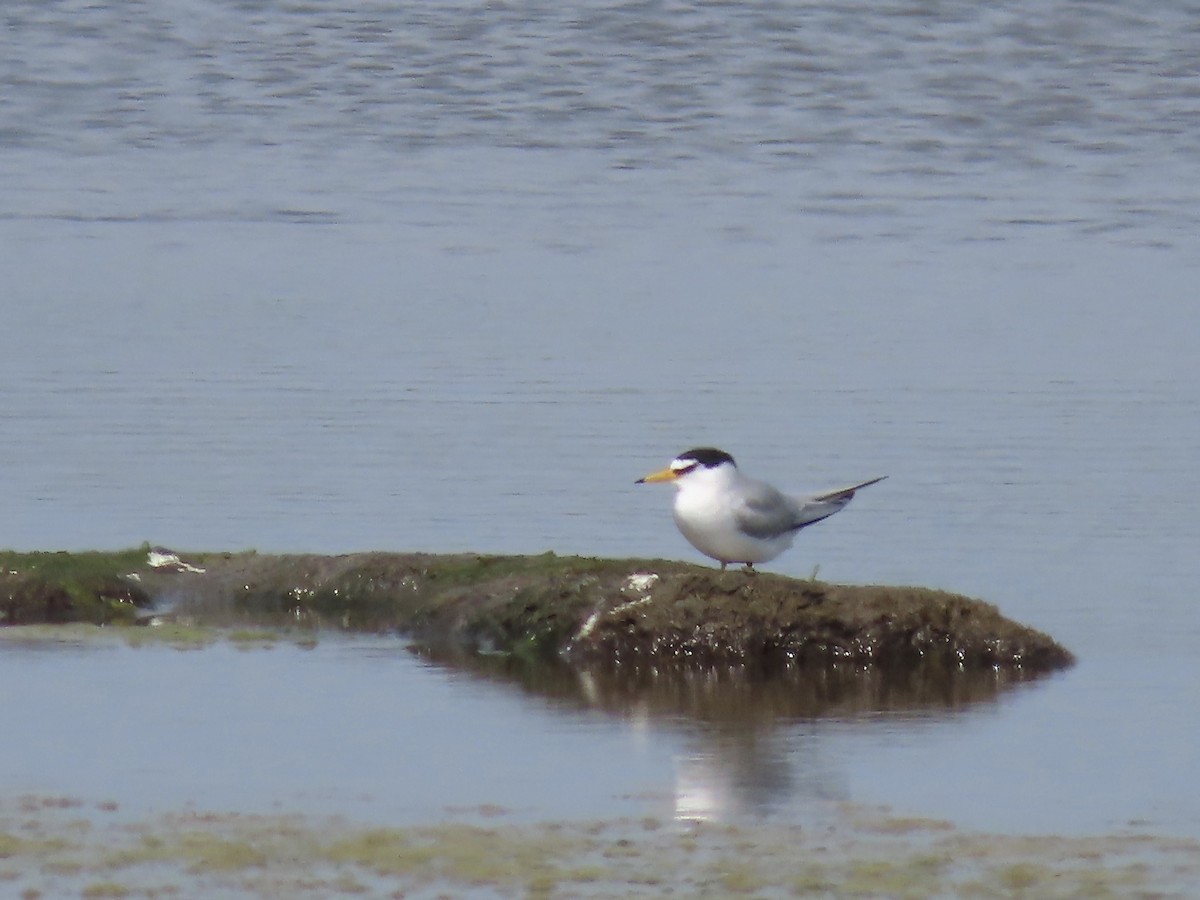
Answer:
[
  {"xmin": 0, "ymin": 623, "xmax": 318, "ymax": 651},
  {"xmin": 227, "ymin": 629, "xmax": 280, "ymax": 646},
  {"xmin": 121, "ymin": 623, "xmax": 220, "ymax": 649},
  {"xmin": 3, "ymin": 797, "xmax": 1196, "ymax": 899}
]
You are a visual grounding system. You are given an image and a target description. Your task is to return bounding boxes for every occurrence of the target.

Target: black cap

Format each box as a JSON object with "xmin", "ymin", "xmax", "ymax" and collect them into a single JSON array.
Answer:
[{"xmin": 676, "ymin": 447, "xmax": 736, "ymax": 468}]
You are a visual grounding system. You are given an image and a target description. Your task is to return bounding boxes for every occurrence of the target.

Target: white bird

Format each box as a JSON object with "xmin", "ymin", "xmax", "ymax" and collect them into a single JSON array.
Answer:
[{"xmin": 637, "ymin": 447, "xmax": 884, "ymax": 571}]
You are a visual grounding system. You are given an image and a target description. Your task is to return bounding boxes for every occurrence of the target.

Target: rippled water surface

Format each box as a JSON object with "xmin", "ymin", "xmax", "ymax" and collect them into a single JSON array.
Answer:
[{"xmin": 2, "ymin": 0, "xmax": 1199, "ymax": 839}]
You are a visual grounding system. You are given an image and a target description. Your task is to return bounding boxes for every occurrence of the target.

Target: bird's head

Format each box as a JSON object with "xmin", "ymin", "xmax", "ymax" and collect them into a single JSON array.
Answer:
[{"xmin": 636, "ymin": 447, "xmax": 737, "ymax": 487}]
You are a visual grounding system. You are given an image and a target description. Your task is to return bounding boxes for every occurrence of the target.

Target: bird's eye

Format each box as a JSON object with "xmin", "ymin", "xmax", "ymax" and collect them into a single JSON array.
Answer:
[{"xmin": 671, "ymin": 461, "xmax": 698, "ymax": 474}]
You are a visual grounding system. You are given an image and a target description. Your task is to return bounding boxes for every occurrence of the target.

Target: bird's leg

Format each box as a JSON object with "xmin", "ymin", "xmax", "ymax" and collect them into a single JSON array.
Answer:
[{"xmin": 719, "ymin": 561, "xmax": 728, "ymax": 572}]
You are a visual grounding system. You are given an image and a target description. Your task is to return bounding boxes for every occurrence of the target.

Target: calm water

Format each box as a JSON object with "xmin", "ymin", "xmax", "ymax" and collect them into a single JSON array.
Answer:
[{"xmin": 2, "ymin": 0, "xmax": 1199, "ymax": 838}]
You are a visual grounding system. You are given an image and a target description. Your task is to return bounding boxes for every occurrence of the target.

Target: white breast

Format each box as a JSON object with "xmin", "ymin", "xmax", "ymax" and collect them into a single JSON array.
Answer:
[{"xmin": 671, "ymin": 468, "xmax": 794, "ymax": 565}]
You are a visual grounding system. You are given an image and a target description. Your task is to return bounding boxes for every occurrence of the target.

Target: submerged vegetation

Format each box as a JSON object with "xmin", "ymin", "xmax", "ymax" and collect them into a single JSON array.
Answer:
[
  {"xmin": 1, "ymin": 795, "xmax": 1196, "ymax": 899},
  {"xmin": 0, "ymin": 547, "xmax": 1073, "ymax": 670}
]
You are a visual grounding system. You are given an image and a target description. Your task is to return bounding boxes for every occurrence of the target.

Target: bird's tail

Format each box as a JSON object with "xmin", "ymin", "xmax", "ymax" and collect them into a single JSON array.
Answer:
[
  {"xmin": 812, "ymin": 475, "xmax": 887, "ymax": 504},
  {"xmin": 789, "ymin": 475, "xmax": 886, "ymax": 531}
]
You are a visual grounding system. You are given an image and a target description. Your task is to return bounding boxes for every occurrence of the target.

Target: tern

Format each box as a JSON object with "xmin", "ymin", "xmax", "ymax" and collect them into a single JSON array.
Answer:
[{"xmin": 637, "ymin": 447, "xmax": 885, "ymax": 570}]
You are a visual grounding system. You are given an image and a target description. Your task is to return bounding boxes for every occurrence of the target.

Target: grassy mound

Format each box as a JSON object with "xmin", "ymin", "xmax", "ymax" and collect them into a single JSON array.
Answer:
[{"xmin": 0, "ymin": 548, "xmax": 1072, "ymax": 670}]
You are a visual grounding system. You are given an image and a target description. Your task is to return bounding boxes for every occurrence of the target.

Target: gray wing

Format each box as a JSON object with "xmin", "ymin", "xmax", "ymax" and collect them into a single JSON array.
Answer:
[
  {"xmin": 732, "ymin": 479, "xmax": 808, "ymax": 540},
  {"xmin": 736, "ymin": 475, "xmax": 887, "ymax": 537}
]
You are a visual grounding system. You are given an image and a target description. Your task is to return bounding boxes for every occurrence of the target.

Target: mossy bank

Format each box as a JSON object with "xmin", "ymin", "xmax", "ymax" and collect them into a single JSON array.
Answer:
[{"xmin": 0, "ymin": 547, "xmax": 1073, "ymax": 670}]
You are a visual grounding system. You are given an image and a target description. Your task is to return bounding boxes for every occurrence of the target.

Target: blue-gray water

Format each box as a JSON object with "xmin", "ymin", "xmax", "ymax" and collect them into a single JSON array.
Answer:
[{"xmin": 2, "ymin": 0, "xmax": 1199, "ymax": 838}]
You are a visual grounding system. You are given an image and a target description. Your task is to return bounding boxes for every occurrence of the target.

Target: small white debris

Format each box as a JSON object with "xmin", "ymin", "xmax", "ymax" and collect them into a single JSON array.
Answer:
[
  {"xmin": 147, "ymin": 549, "xmax": 179, "ymax": 568},
  {"xmin": 147, "ymin": 547, "xmax": 206, "ymax": 574},
  {"xmin": 623, "ymin": 573, "xmax": 659, "ymax": 594},
  {"xmin": 610, "ymin": 596, "xmax": 653, "ymax": 616},
  {"xmin": 570, "ymin": 575, "xmax": 659, "ymax": 647},
  {"xmin": 575, "ymin": 610, "xmax": 603, "ymax": 642}
]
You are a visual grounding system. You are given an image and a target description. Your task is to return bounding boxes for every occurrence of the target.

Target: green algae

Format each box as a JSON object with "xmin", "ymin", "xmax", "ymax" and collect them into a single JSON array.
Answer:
[
  {"xmin": 0, "ymin": 548, "xmax": 153, "ymax": 626},
  {"xmin": 4, "ymin": 796, "xmax": 1197, "ymax": 899},
  {"xmin": 79, "ymin": 882, "xmax": 131, "ymax": 899},
  {"xmin": 325, "ymin": 823, "xmax": 582, "ymax": 889}
]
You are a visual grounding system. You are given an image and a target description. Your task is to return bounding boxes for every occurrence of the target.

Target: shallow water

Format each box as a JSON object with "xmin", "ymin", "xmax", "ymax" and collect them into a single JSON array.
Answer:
[
  {"xmin": 2, "ymin": 0, "xmax": 1200, "ymax": 840},
  {"xmin": 0, "ymin": 632, "xmax": 1055, "ymax": 830},
  {"xmin": 0, "ymin": 636, "xmax": 661, "ymax": 825}
]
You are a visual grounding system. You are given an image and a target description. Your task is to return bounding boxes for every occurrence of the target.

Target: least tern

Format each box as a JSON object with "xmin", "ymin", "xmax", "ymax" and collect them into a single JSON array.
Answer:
[{"xmin": 637, "ymin": 448, "xmax": 885, "ymax": 570}]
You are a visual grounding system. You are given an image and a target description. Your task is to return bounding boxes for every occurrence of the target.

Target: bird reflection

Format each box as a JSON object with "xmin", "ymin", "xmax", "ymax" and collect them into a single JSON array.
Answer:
[
  {"xmin": 675, "ymin": 737, "xmax": 808, "ymax": 822},
  {"xmin": 416, "ymin": 647, "xmax": 1051, "ymax": 823}
]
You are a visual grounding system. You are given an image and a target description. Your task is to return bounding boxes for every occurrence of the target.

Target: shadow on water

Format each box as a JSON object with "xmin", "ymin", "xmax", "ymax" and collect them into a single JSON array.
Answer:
[{"xmin": 417, "ymin": 647, "xmax": 1060, "ymax": 821}]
